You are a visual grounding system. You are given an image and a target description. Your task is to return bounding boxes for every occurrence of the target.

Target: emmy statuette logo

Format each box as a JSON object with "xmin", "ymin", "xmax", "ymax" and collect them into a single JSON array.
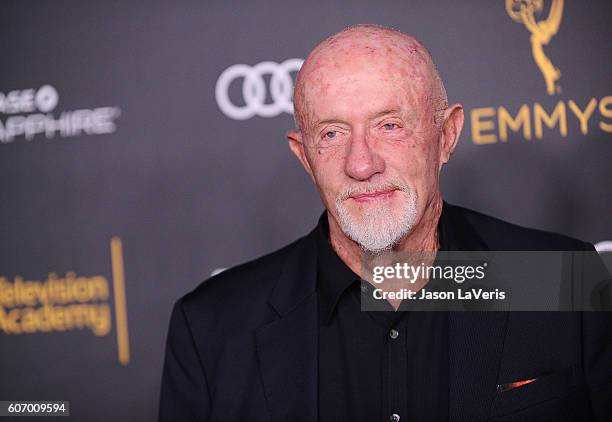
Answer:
[
  {"xmin": 506, "ymin": 0, "xmax": 564, "ymax": 95},
  {"xmin": 469, "ymin": 1, "xmax": 611, "ymax": 145}
]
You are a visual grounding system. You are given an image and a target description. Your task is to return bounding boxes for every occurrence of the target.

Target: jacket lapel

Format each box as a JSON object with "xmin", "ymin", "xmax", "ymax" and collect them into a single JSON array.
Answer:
[
  {"xmin": 448, "ymin": 312, "xmax": 509, "ymax": 422},
  {"xmin": 255, "ymin": 231, "xmax": 319, "ymax": 422},
  {"xmin": 443, "ymin": 202, "xmax": 509, "ymax": 422}
]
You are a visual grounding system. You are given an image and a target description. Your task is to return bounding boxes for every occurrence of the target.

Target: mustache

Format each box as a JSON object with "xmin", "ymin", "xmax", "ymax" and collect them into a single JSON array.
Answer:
[{"xmin": 336, "ymin": 180, "xmax": 411, "ymax": 202}]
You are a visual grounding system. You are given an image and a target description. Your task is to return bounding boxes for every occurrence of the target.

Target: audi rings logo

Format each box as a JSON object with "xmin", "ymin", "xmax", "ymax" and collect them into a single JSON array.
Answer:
[{"xmin": 215, "ymin": 59, "xmax": 303, "ymax": 120}]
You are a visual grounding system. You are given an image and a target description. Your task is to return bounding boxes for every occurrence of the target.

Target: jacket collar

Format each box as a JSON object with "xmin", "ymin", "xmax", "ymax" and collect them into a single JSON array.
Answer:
[
  {"xmin": 440, "ymin": 201, "xmax": 490, "ymax": 251},
  {"xmin": 266, "ymin": 229, "xmax": 319, "ymax": 317}
]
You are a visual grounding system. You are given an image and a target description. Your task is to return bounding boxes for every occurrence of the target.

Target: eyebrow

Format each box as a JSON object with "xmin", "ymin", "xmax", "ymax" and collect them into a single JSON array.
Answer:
[
  {"xmin": 313, "ymin": 118, "xmax": 348, "ymax": 128},
  {"xmin": 370, "ymin": 108, "xmax": 402, "ymax": 120},
  {"xmin": 313, "ymin": 108, "xmax": 403, "ymax": 128}
]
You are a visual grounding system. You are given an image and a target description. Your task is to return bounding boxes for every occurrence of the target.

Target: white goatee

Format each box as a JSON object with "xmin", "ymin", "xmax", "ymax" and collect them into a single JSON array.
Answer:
[{"xmin": 334, "ymin": 182, "xmax": 418, "ymax": 254}]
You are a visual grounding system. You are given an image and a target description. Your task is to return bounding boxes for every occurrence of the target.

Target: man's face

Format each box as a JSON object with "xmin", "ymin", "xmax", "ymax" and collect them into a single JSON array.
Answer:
[{"xmin": 296, "ymin": 53, "xmax": 446, "ymax": 253}]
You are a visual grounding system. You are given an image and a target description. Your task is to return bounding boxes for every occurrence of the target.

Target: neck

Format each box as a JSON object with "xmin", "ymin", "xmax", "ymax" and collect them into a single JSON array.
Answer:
[{"xmin": 327, "ymin": 193, "xmax": 444, "ymax": 280}]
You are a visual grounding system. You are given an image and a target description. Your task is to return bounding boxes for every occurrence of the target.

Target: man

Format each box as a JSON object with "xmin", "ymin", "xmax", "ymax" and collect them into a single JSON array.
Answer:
[{"xmin": 159, "ymin": 25, "xmax": 611, "ymax": 421}]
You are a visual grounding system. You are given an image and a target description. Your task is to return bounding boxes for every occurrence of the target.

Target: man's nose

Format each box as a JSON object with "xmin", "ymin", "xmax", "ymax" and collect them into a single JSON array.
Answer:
[{"xmin": 343, "ymin": 129, "xmax": 385, "ymax": 181}]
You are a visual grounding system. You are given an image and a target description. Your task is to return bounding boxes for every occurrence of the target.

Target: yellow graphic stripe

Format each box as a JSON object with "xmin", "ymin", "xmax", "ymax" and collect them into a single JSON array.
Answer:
[{"xmin": 111, "ymin": 237, "xmax": 130, "ymax": 365}]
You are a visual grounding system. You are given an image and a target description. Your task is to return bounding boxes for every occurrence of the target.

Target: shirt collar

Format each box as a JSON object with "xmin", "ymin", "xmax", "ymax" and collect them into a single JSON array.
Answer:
[{"xmin": 315, "ymin": 212, "xmax": 360, "ymax": 324}]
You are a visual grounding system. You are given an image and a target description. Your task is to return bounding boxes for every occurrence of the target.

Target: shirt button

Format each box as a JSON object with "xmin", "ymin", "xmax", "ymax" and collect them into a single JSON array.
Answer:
[
  {"xmin": 390, "ymin": 414, "xmax": 400, "ymax": 422},
  {"xmin": 389, "ymin": 328, "xmax": 399, "ymax": 339}
]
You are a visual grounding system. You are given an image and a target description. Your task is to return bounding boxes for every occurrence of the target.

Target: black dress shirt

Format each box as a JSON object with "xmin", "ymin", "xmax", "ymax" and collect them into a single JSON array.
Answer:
[{"xmin": 317, "ymin": 212, "xmax": 450, "ymax": 422}]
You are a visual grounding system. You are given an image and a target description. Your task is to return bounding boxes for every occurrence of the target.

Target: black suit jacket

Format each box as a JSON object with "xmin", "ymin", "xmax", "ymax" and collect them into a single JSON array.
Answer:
[{"xmin": 159, "ymin": 203, "xmax": 612, "ymax": 421}]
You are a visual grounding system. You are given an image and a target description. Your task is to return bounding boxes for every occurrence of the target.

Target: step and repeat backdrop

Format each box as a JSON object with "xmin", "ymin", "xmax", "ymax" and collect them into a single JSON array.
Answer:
[{"xmin": 1, "ymin": 1, "xmax": 611, "ymax": 420}]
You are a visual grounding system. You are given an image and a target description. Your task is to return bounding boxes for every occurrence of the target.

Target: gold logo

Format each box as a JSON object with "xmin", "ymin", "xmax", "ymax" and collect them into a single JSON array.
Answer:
[
  {"xmin": 506, "ymin": 0, "xmax": 564, "ymax": 95},
  {"xmin": 0, "ymin": 237, "xmax": 131, "ymax": 366}
]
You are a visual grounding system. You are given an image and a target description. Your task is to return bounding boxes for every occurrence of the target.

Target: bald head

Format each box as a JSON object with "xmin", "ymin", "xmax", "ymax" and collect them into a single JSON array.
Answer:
[{"xmin": 293, "ymin": 24, "xmax": 448, "ymax": 134}]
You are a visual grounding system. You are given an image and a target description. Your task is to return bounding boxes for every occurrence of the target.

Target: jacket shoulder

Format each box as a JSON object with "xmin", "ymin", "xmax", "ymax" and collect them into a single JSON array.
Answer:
[
  {"xmin": 176, "ymin": 232, "xmax": 312, "ymax": 321},
  {"xmin": 454, "ymin": 205, "xmax": 593, "ymax": 251}
]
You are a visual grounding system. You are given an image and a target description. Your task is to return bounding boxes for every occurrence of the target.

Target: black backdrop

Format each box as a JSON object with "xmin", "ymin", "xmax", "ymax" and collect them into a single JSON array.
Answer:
[{"xmin": 1, "ymin": 1, "xmax": 611, "ymax": 421}]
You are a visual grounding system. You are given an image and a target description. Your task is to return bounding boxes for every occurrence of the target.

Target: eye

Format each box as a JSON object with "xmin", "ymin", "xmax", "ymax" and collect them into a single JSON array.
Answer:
[
  {"xmin": 383, "ymin": 123, "xmax": 398, "ymax": 130},
  {"xmin": 325, "ymin": 130, "xmax": 337, "ymax": 139}
]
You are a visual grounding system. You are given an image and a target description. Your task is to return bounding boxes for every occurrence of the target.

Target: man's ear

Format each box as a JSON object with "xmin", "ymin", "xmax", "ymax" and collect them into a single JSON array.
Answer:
[
  {"xmin": 287, "ymin": 130, "xmax": 314, "ymax": 179},
  {"xmin": 438, "ymin": 103, "xmax": 464, "ymax": 169}
]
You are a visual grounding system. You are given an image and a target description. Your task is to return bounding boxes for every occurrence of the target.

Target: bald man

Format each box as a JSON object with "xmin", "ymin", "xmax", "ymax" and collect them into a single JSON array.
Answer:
[{"xmin": 159, "ymin": 25, "xmax": 612, "ymax": 422}]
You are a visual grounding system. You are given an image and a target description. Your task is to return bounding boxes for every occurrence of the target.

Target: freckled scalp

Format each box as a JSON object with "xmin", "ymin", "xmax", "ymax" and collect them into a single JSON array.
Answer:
[{"xmin": 293, "ymin": 24, "xmax": 448, "ymax": 134}]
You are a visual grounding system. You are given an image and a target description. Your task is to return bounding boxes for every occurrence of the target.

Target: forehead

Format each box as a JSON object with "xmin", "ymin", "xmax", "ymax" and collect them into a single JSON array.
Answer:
[{"xmin": 303, "ymin": 53, "xmax": 431, "ymax": 123}]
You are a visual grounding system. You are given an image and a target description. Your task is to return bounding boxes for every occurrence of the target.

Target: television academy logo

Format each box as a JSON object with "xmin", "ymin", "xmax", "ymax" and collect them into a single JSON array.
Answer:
[
  {"xmin": 215, "ymin": 59, "xmax": 303, "ymax": 120},
  {"xmin": 0, "ymin": 84, "xmax": 121, "ymax": 144},
  {"xmin": 0, "ymin": 237, "xmax": 131, "ymax": 366}
]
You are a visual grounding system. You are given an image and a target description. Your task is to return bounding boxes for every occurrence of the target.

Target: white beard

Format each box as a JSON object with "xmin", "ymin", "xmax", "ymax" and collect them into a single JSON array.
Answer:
[{"xmin": 334, "ymin": 184, "xmax": 418, "ymax": 254}]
